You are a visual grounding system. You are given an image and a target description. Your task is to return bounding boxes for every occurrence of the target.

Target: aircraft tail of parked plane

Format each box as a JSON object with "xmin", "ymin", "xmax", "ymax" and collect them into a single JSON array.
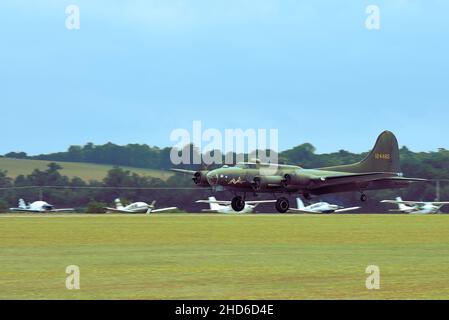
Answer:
[
  {"xmin": 382, "ymin": 197, "xmax": 417, "ymax": 213},
  {"xmin": 208, "ymin": 197, "xmax": 222, "ymax": 212},
  {"xmin": 322, "ymin": 131, "xmax": 400, "ymax": 174},
  {"xmin": 115, "ymin": 198, "xmax": 125, "ymax": 210},
  {"xmin": 296, "ymin": 198, "xmax": 305, "ymax": 209},
  {"xmin": 18, "ymin": 199, "xmax": 27, "ymax": 209},
  {"xmin": 395, "ymin": 197, "xmax": 411, "ymax": 212}
]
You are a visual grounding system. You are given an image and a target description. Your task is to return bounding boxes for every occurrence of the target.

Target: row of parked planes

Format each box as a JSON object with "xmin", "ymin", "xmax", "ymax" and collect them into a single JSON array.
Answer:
[{"xmin": 7, "ymin": 197, "xmax": 449, "ymax": 215}]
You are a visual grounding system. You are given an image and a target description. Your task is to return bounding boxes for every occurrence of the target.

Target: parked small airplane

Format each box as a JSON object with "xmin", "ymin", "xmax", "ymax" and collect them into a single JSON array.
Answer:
[
  {"xmin": 288, "ymin": 198, "xmax": 360, "ymax": 214},
  {"xmin": 381, "ymin": 197, "xmax": 449, "ymax": 214},
  {"xmin": 196, "ymin": 196, "xmax": 275, "ymax": 214},
  {"xmin": 104, "ymin": 198, "xmax": 178, "ymax": 214},
  {"xmin": 9, "ymin": 199, "xmax": 74, "ymax": 213}
]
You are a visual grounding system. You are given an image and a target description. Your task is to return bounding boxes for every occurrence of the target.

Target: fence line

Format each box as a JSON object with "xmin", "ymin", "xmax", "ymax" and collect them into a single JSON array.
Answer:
[{"xmin": 0, "ymin": 186, "xmax": 206, "ymax": 190}]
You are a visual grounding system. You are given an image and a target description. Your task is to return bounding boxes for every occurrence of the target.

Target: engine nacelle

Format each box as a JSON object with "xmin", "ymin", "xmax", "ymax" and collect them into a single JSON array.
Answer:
[
  {"xmin": 193, "ymin": 171, "xmax": 210, "ymax": 186},
  {"xmin": 252, "ymin": 175, "xmax": 283, "ymax": 191},
  {"xmin": 282, "ymin": 173, "xmax": 312, "ymax": 188}
]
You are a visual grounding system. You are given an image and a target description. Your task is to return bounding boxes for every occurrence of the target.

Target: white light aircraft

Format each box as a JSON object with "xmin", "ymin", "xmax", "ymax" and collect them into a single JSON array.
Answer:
[
  {"xmin": 288, "ymin": 198, "xmax": 360, "ymax": 214},
  {"xmin": 9, "ymin": 199, "xmax": 75, "ymax": 213},
  {"xmin": 104, "ymin": 198, "xmax": 178, "ymax": 214},
  {"xmin": 381, "ymin": 197, "xmax": 449, "ymax": 214},
  {"xmin": 196, "ymin": 196, "xmax": 275, "ymax": 214}
]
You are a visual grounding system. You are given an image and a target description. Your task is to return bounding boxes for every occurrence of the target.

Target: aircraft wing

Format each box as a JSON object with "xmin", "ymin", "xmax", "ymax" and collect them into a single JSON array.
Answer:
[
  {"xmin": 311, "ymin": 173, "xmax": 426, "ymax": 189},
  {"xmin": 171, "ymin": 169, "xmax": 197, "ymax": 175},
  {"xmin": 308, "ymin": 175, "xmax": 426, "ymax": 196},
  {"xmin": 9, "ymin": 208, "xmax": 42, "ymax": 213},
  {"xmin": 312, "ymin": 172, "xmax": 397, "ymax": 188},
  {"xmin": 196, "ymin": 199, "xmax": 231, "ymax": 205},
  {"xmin": 381, "ymin": 200, "xmax": 423, "ymax": 205},
  {"xmin": 382, "ymin": 200, "xmax": 449, "ymax": 206},
  {"xmin": 51, "ymin": 208, "xmax": 75, "ymax": 212},
  {"xmin": 104, "ymin": 207, "xmax": 133, "ymax": 213},
  {"xmin": 379, "ymin": 177, "xmax": 427, "ymax": 182},
  {"xmin": 334, "ymin": 207, "xmax": 361, "ymax": 213},
  {"xmin": 287, "ymin": 208, "xmax": 320, "ymax": 214},
  {"xmin": 246, "ymin": 200, "xmax": 277, "ymax": 205},
  {"xmin": 149, "ymin": 207, "xmax": 178, "ymax": 213}
]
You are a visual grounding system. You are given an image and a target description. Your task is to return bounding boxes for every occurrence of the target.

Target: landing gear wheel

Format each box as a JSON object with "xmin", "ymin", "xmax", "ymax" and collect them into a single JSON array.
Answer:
[
  {"xmin": 275, "ymin": 197, "xmax": 290, "ymax": 213},
  {"xmin": 360, "ymin": 194, "xmax": 368, "ymax": 202},
  {"xmin": 231, "ymin": 196, "xmax": 245, "ymax": 212}
]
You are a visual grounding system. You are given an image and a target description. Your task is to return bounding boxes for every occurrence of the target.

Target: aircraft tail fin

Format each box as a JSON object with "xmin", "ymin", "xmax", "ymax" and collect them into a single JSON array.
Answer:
[
  {"xmin": 396, "ymin": 197, "xmax": 409, "ymax": 211},
  {"xmin": 115, "ymin": 198, "xmax": 124, "ymax": 210},
  {"xmin": 321, "ymin": 131, "xmax": 401, "ymax": 174},
  {"xmin": 18, "ymin": 199, "xmax": 26, "ymax": 209},
  {"xmin": 208, "ymin": 196, "xmax": 222, "ymax": 211},
  {"xmin": 296, "ymin": 198, "xmax": 305, "ymax": 209}
]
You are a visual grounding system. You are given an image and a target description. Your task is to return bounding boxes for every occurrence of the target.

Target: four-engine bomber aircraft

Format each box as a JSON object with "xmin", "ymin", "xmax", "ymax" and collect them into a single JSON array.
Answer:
[
  {"xmin": 104, "ymin": 198, "xmax": 178, "ymax": 214},
  {"xmin": 288, "ymin": 198, "xmax": 360, "ymax": 214},
  {"xmin": 381, "ymin": 197, "xmax": 449, "ymax": 214},
  {"xmin": 173, "ymin": 131, "xmax": 424, "ymax": 213},
  {"xmin": 196, "ymin": 196, "xmax": 276, "ymax": 214},
  {"xmin": 9, "ymin": 199, "xmax": 74, "ymax": 213}
]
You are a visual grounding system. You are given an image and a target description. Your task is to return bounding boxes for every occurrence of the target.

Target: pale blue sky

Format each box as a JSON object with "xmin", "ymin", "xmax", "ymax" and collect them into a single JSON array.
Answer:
[{"xmin": 1, "ymin": 1, "xmax": 448, "ymax": 155}]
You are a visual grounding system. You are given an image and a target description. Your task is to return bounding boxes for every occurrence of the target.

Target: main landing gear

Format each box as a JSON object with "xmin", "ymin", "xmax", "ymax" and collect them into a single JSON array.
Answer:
[
  {"xmin": 275, "ymin": 197, "xmax": 290, "ymax": 214},
  {"xmin": 230, "ymin": 195, "xmax": 291, "ymax": 213},
  {"xmin": 360, "ymin": 193, "xmax": 368, "ymax": 202},
  {"xmin": 231, "ymin": 196, "xmax": 246, "ymax": 212}
]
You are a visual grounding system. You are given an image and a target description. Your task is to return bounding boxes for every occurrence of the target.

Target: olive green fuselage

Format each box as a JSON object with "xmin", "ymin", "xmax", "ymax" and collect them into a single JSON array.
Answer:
[{"xmin": 206, "ymin": 163, "xmax": 408, "ymax": 196}]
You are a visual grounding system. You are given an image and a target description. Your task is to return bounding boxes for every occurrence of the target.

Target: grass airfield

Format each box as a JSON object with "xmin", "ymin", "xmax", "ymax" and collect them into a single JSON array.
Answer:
[{"xmin": 1, "ymin": 213, "xmax": 449, "ymax": 300}]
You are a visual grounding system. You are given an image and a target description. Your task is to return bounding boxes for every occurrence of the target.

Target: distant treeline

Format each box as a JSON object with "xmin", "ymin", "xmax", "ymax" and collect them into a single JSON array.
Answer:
[
  {"xmin": 0, "ymin": 163, "xmax": 208, "ymax": 213},
  {"xmin": 4, "ymin": 143, "xmax": 174, "ymax": 170},
  {"xmin": 2, "ymin": 142, "xmax": 449, "ymax": 212}
]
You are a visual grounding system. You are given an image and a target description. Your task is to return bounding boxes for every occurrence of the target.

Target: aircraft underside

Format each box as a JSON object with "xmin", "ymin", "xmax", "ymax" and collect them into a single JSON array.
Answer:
[{"xmin": 221, "ymin": 179, "xmax": 414, "ymax": 213}]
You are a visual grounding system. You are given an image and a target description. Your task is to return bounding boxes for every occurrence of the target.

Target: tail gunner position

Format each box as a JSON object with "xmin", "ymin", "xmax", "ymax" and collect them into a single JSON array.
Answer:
[{"xmin": 173, "ymin": 131, "xmax": 425, "ymax": 213}]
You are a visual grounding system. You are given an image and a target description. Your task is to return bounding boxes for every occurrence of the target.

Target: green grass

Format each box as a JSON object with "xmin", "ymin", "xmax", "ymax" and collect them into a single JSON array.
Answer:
[
  {"xmin": 1, "ymin": 214, "xmax": 449, "ymax": 300},
  {"xmin": 0, "ymin": 157, "xmax": 173, "ymax": 181}
]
